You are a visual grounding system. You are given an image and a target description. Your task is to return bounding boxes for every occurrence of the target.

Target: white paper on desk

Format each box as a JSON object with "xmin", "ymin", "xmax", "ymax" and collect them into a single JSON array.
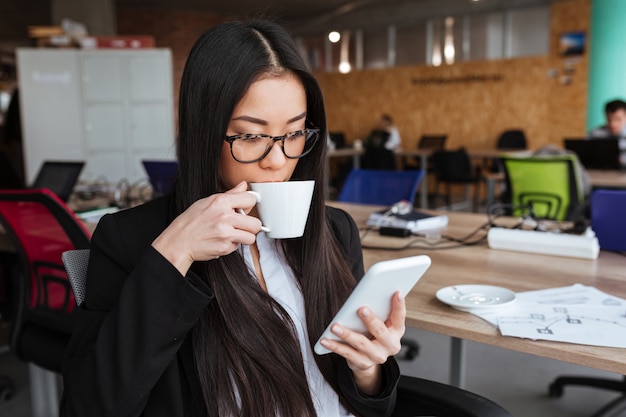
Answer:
[
  {"xmin": 472, "ymin": 284, "xmax": 626, "ymax": 327},
  {"xmin": 495, "ymin": 304, "xmax": 626, "ymax": 348}
]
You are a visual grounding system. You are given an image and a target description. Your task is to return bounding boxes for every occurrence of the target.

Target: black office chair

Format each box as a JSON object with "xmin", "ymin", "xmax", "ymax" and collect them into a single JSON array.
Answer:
[
  {"xmin": 491, "ymin": 129, "xmax": 528, "ymax": 173},
  {"xmin": 393, "ymin": 374, "xmax": 513, "ymax": 417},
  {"xmin": 61, "ymin": 250, "xmax": 512, "ymax": 417},
  {"xmin": 496, "ymin": 129, "xmax": 527, "ymax": 150},
  {"xmin": 431, "ymin": 148, "xmax": 482, "ymax": 212},
  {"xmin": 0, "ymin": 189, "xmax": 91, "ymax": 416},
  {"xmin": 0, "ymin": 252, "xmax": 16, "ymax": 403}
]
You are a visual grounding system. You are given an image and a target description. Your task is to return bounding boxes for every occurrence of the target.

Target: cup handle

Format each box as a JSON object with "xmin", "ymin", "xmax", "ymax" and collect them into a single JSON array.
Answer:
[{"xmin": 238, "ymin": 191, "xmax": 270, "ymax": 233}]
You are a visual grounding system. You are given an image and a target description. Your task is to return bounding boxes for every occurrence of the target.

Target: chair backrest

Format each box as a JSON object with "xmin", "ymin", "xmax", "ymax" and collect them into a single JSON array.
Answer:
[
  {"xmin": 392, "ymin": 375, "xmax": 513, "ymax": 417},
  {"xmin": 337, "ymin": 169, "xmax": 424, "ymax": 206},
  {"xmin": 590, "ymin": 189, "xmax": 626, "ymax": 252},
  {"xmin": 417, "ymin": 135, "xmax": 447, "ymax": 150},
  {"xmin": 496, "ymin": 129, "xmax": 527, "ymax": 149},
  {"xmin": 0, "ymin": 189, "xmax": 91, "ymax": 371},
  {"xmin": 62, "ymin": 249, "xmax": 90, "ymax": 307},
  {"xmin": 500, "ymin": 154, "xmax": 583, "ymax": 221},
  {"xmin": 431, "ymin": 148, "xmax": 474, "ymax": 182},
  {"xmin": 142, "ymin": 159, "xmax": 178, "ymax": 197}
]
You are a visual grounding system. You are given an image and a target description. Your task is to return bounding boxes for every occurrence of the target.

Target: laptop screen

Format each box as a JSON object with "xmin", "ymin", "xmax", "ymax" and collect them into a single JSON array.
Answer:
[
  {"xmin": 142, "ymin": 160, "xmax": 178, "ymax": 197},
  {"xmin": 563, "ymin": 138, "xmax": 621, "ymax": 170},
  {"xmin": 31, "ymin": 161, "xmax": 85, "ymax": 202}
]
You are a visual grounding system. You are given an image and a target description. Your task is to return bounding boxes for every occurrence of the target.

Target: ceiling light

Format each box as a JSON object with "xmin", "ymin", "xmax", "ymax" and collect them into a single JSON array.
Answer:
[{"xmin": 328, "ymin": 31, "xmax": 341, "ymax": 43}]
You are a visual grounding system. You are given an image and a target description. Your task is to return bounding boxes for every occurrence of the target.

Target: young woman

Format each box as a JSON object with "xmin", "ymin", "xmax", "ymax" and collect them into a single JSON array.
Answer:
[{"xmin": 61, "ymin": 19, "xmax": 405, "ymax": 417}]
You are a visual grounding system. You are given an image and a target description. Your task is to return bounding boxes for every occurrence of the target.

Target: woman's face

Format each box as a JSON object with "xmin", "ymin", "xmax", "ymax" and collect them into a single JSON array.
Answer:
[{"xmin": 220, "ymin": 72, "xmax": 307, "ymax": 189}]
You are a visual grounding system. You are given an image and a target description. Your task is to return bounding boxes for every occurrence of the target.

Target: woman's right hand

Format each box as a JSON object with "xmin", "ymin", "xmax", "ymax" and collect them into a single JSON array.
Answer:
[{"xmin": 151, "ymin": 181, "xmax": 263, "ymax": 275}]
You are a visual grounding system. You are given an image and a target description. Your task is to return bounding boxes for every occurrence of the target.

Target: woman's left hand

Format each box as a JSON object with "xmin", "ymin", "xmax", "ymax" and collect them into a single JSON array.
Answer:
[{"xmin": 318, "ymin": 291, "xmax": 405, "ymax": 395}]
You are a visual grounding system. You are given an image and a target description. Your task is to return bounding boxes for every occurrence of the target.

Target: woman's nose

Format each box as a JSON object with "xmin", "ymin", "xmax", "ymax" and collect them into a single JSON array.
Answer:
[{"xmin": 259, "ymin": 140, "xmax": 287, "ymax": 167}]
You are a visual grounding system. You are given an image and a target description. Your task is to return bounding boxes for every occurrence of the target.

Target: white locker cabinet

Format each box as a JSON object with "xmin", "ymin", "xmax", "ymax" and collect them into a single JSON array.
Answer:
[{"xmin": 17, "ymin": 48, "xmax": 176, "ymax": 185}]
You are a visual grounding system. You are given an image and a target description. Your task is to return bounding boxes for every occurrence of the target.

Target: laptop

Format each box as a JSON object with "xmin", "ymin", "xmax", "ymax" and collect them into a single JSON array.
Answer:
[
  {"xmin": 142, "ymin": 160, "xmax": 178, "ymax": 197},
  {"xmin": 31, "ymin": 161, "xmax": 85, "ymax": 202},
  {"xmin": 563, "ymin": 138, "xmax": 621, "ymax": 170}
]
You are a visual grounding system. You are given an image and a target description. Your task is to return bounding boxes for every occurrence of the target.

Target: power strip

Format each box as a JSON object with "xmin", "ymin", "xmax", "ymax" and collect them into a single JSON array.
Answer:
[{"xmin": 487, "ymin": 227, "xmax": 600, "ymax": 260}]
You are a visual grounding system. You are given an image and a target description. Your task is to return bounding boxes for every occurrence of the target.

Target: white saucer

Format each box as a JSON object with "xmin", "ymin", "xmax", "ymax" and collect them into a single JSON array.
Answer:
[{"xmin": 436, "ymin": 284, "xmax": 516, "ymax": 312}]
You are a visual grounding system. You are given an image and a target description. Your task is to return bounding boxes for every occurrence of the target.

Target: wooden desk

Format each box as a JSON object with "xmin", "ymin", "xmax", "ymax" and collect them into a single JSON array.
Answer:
[
  {"xmin": 332, "ymin": 202, "xmax": 626, "ymax": 387},
  {"xmin": 588, "ymin": 169, "xmax": 626, "ymax": 189}
]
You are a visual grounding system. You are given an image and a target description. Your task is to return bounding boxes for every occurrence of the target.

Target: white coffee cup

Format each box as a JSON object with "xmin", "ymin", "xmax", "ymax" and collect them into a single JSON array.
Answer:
[{"xmin": 246, "ymin": 180, "xmax": 315, "ymax": 239}]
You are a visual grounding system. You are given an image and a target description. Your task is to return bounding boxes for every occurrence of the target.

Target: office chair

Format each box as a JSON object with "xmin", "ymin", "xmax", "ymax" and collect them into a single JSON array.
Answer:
[
  {"xmin": 491, "ymin": 129, "xmax": 528, "ymax": 173},
  {"xmin": 499, "ymin": 154, "xmax": 584, "ymax": 221},
  {"xmin": 431, "ymin": 148, "xmax": 482, "ymax": 212},
  {"xmin": 0, "ymin": 189, "xmax": 91, "ymax": 417},
  {"xmin": 337, "ymin": 169, "xmax": 424, "ymax": 359},
  {"xmin": 337, "ymin": 169, "xmax": 424, "ymax": 207},
  {"xmin": 60, "ymin": 250, "xmax": 512, "ymax": 417},
  {"xmin": 496, "ymin": 129, "xmax": 527, "ymax": 149},
  {"xmin": 589, "ymin": 189, "xmax": 626, "ymax": 252},
  {"xmin": 61, "ymin": 249, "xmax": 90, "ymax": 307},
  {"xmin": 546, "ymin": 189, "xmax": 626, "ymax": 416},
  {"xmin": 393, "ymin": 374, "xmax": 513, "ymax": 417},
  {"xmin": 0, "ymin": 253, "xmax": 16, "ymax": 403}
]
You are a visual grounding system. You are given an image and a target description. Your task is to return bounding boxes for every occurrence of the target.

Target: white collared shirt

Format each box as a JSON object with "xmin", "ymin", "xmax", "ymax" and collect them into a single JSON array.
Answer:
[{"xmin": 240, "ymin": 233, "xmax": 353, "ymax": 417}]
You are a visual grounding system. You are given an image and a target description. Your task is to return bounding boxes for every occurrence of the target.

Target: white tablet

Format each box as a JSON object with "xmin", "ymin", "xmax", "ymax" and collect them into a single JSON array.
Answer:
[{"xmin": 314, "ymin": 255, "xmax": 431, "ymax": 355}]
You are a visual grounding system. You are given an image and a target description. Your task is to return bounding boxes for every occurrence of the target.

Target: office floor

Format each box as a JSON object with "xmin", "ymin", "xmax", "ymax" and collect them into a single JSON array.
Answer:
[{"xmin": 0, "ymin": 324, "xmax": 623, "ymax": 417}]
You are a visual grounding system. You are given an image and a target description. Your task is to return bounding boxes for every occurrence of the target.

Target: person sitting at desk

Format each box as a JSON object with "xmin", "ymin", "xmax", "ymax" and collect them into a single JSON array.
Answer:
[
  {"xmin": 60, "ymin": 19, "xmax": 403, "ymax": 417},
  {"xmin": 362, "ymin": 114, "xmax": 401, "ymax": 170},
  {"xmin": 587, "ymin": 99, "xmax": 626, "ymax": 167}
]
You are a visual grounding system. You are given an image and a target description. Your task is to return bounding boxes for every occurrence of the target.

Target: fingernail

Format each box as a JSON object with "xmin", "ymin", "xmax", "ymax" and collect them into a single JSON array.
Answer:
[
  {"xmin": 332, "ymin": 324, "xmax": 344, "ymax": 335},
  {"xmin": 361, "ymin": 307, "xmax": 371, "ymax": 318}
]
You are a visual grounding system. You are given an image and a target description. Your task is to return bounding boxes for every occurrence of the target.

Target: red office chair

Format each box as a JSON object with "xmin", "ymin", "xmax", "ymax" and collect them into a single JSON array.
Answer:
[{"xmin": 0, "ymin": 189, "xmax": 91, "ymax": 416}]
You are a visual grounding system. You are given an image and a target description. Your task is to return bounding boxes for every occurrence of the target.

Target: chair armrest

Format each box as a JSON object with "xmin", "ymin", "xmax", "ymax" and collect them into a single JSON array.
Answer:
[{"xmin": 392, "ymin": 375, "xmax": 513, "ymax": 417}]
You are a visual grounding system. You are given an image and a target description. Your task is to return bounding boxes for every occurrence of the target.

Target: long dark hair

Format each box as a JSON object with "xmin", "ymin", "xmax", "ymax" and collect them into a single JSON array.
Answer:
[{"xmin": 174, "ymin": 19, "xmax": 357, "ymax": 417}]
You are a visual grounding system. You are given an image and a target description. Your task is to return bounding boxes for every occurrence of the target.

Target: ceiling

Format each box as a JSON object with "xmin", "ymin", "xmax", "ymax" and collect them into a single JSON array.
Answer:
[{"xmin": 115, "ymin": 0, "xmax": 559, "ymax": 36}]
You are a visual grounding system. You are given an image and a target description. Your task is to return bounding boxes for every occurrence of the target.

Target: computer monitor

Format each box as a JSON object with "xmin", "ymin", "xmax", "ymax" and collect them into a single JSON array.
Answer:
[
  {"xmin": 563, "ymin": 138, "xmax": 621, "ymax": 170},
  {"xmin": 31, "ymin": 161, "xmax": 85, "ymax": 202},
  {"xmin": 142, "ymin": 160, "xmax": 178, "ymax": 197}
]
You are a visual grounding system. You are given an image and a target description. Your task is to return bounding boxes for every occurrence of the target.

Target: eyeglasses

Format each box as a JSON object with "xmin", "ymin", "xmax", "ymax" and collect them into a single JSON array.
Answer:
[{"xmin": 224, "ymin": 128, "xmax": 320, "ymax": 163}]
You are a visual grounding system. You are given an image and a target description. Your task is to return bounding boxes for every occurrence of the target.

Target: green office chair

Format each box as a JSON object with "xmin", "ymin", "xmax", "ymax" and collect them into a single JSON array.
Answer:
[{"xmin": 500, "ymin": 154, "xmax": 584, "ymax": 221}]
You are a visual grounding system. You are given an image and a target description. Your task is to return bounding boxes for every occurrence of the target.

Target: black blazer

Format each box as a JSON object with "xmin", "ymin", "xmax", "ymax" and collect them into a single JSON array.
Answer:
[{"xmin": 61, "ymin": 195, "xmax": 399, "ymax": 417}]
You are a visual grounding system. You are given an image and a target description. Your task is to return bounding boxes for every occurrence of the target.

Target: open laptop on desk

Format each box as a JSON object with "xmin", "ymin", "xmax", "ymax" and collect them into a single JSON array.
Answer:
[
  {"xmin": 142, "ymin": 160, "xmax": 178, "ymax": 197},
  {"xmin": 31, "ymin": 161, "xmax": 85, "ymax": 202},
  {"xmin": 563, "ymin": 138, "xmax": 621, "ymax": 170}
]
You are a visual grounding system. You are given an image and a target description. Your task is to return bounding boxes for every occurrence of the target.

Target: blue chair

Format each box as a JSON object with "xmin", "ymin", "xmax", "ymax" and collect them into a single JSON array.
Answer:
[
  {"xmin": 591, "ymin": 189, "xmax": 626, "ymax": 252},
  {"xmin": 337, "ymin": 169, "xmax": 424, "ymax": 206},
  {"xmin": 546, "ymin": 189, "xmax": 626, "ymax": 415}
]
